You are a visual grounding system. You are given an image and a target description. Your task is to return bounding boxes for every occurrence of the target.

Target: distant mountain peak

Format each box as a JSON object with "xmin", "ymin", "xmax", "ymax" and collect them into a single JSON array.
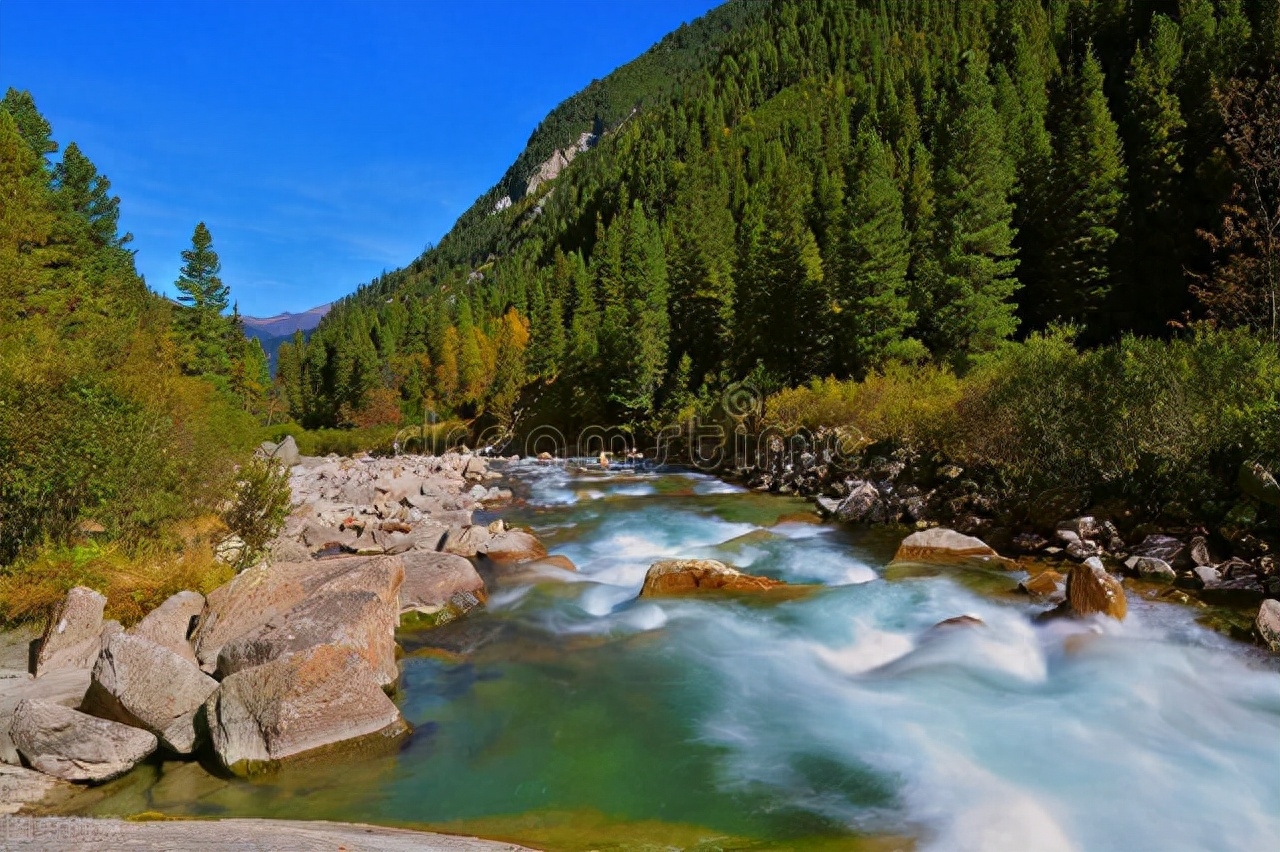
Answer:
[{"xmin": 241, "ymin": 303, "xmax": 331, "ymax": 338}]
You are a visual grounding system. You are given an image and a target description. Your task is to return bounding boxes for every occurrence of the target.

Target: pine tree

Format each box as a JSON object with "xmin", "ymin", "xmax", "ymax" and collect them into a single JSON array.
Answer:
[
  {"xmin": 0, "ymin": 88, "xmax": 56, "ymax": 164},
  {"xmin": 174, "ymin": 222, "xmax": 234, "ymax": 378},
  {"xmin": 830, "ymin": 124, "xmax": 918, "ymax": 377},
  {"xmin": 53, "ymin": 142, "xmax": 130, "ymax": 248},
  {"xmin": 1042, "ymin": 46, "xmax": 1127, "ymax": 330},
  {"xmin": 923, "ymin": 57, "xmax": 1020, "ymax": 357}
]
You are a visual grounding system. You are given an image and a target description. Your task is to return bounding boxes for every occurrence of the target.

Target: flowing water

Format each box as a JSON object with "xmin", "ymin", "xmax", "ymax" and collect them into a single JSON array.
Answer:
[{"xmin": 49, "ymin": 463, "xmax": 1280, "ymax": 851}]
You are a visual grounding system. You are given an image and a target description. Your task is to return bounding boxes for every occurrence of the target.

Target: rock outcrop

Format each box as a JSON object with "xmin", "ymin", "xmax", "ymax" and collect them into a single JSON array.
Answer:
[
  {"xmin": 9, "ymin": 700, "xmax": 156, "ymax": 783},
  {"xmin": 82, "ymin": 633, "xmax": 218, "ymax": 754},
  {"xmin": 34, "ymin": 587, "xmax": 107, "ymax": 676},
  {"xmin": 204, "ymin": 645, "xmax": 407, "ymax": 774},
  {"xmin": 639, "ymin": 559, "xmax": 786, "ymax": 596}
]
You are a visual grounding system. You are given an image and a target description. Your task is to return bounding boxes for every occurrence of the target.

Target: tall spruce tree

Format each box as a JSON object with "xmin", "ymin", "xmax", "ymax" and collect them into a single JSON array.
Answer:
[
  {"xmin": 174, "ymin": 222, "xmax": 234, "ymax": 378},
  {"xmin": 922, "ymin": 57, "xmax": 1021, "ymax": 358},
  {"xmin": 830, "ymin": 124, "xmax": 917, "ymax": 377}
]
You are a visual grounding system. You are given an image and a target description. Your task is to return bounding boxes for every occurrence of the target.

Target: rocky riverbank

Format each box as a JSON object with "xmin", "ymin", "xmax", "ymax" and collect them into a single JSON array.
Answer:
[
  {"xmin": 1, "ymin": 451, "xmax": 559, "ymax": 817},
  {"xmin": 742, "ymin": 445, "xmax": 1280, "ymax": 652}
]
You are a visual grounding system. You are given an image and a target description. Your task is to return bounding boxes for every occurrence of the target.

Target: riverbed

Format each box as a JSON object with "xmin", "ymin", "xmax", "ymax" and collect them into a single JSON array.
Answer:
[{"xmin": 40, "ymin": 462, "xmax": 1280, "ymax": 851}]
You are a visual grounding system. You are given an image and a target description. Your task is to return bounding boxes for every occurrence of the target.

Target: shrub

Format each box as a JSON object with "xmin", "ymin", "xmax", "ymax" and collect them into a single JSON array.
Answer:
[{"xmin": 221, "ymin": 457, "xmax": 292, "ymax": 569}]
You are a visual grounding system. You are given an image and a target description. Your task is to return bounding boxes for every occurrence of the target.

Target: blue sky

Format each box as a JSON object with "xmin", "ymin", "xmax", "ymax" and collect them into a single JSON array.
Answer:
[{"xmin": 0, "ymin": 0, "xmax": 721, "ymax": 317}]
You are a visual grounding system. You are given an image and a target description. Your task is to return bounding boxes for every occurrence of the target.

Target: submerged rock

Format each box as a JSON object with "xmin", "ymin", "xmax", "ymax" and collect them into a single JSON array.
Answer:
[
  {"xmin": 204, "ymin": 645, "xmax": 407, "ymax": 774},
  {"xmin": 892, "ymin": 528, "xmax": 1012, "ymax": 566},
  {"xmin": 9, "ymin": 699, "xmax": 156, "ymax": 783},
  {"xmin": 639, "ymin": 559, "xmax": 786, "ymax": 597},
  {"xmin": 34, "ymin": 587, "xmax": 106, "ymax": 676},
  {"xmin": 1066, "ymin": 558, "xmax": 1127, "ymax": 620}
]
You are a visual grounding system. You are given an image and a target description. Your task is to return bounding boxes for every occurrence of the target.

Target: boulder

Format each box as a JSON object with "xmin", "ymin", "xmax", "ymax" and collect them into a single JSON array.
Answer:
[
  {"xmin": 1124, "ymin": 556, "xmax": 1176, "ymax": 583},
  {"xmin": 482, "ymin": 529, "xmax": 548, "ymax": 563},
  {"xmin": 9, "ymin": 700, "xmax": 157, "ymax": 783},
  {"xmin": 441, "ymin": 524, "xmax": 492, "ymax": 558},
  {"xmin": 1239, "ymin": 461, "xmax": 1280, "ymax": 507},
  {"xmin": 82, "ymin": 633, "xmax": 218, "ymax": 754},
  {"xmin": 892, "ymin": 528, "xmax": 1012, "ymax": 566},
  {"xmin": 216, "ymin": 590, "xmax": 399, "ymax": 687},
  {"xmin": 523, "ymin": 554, "xmax": 577, "ymax": 573},
  {"xmin": 399, "ymin": 552, "xmax": 487, "ymax": 616},
  {"xmin": 192, "ymin": 556, "xmax": 403, "ymax": 673},
  {"xmin": 34, "ymin": 587, "xmax": 107, "ymax": 676},
  {"xmin": 1129, "ymin": 534, "xmax": 1186, "ymax": 567},
  {"xmin": 815, "ymin": 496, "xmax": 840, "ymax": 518},
  {"xmin": 834, "ymin": 481, "xmax": 880, "ymax": 522},
  {"xmin": 1019, "ymin": 569, "xmax": 1065, "ymax": 600},
  {"xmin": 1199, "ymin": 573, "xmax": 1267, "ymax": 606},
  {"xmin": 639, "ymin": 559, "xmax": 786, "ymax": 597},
  {"xmin": 0, "ymin": 668, "xmax": 92, "ymax": 767},
  {"xmin": 1066, "ymin": 558, "xmax": 1127, "ymax": 620},
  {"xmin": 1258, "ymin": 599, "xmax": 1280, "ymax": 653},
  {"xmin": 0, "ymin": 763, "xmax": 70, "ymax": 815},
  {"xmin": 129, "ymin": 590, "xmax": 204, "ymax": 665},
  {"xmin": 204, "ymin": 645, "xmax": 407, "ymax": 774}
]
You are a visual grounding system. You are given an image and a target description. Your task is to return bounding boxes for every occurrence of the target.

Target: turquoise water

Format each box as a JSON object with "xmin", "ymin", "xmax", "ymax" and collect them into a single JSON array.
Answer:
[{"xmin": 56, "ymin": 463, "xmax": 1280, "ymax": 851}]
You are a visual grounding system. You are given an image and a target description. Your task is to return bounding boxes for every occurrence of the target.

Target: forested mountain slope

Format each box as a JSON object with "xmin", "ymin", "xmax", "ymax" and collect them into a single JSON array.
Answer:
[{"xmin": 279, "ymin": 0, "xmax": 1279, "ymax": 434}]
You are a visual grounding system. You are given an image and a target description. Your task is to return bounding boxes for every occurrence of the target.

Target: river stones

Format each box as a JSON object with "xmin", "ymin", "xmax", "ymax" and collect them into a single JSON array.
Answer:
[
  {"xmin": 34, "ymin": 587, "xmax": 107, "ymax": 676},
  {"xmin": 1019, "ymin": 569, "xmax": 1065, "ymax": 601},
  {"xmin": 204, "ymin": 645, "xmax": 407, "ymax": 774},
  {"xmin": 82, "ymin": 633, "xmax": 218, "ymax": 754},
  {"xmin": 892, "ymin": 528, "xmax": 1013, "ymax": 567},
  {"xmin": 9, "ymin": 700, "xmax": 157, "ymax": 783},
  {"xmin": 128, "ymin": 590, "xmax": 204, "ymax": 665},
  {"xmin": 639, "ymin": 559, "xmax": 786, "ymax": 597},
  {"xmin": 216, "ymin": 589, "xmax": 400, "ymax": 688},
  {"xmin": 1258, "ymin": 600, "xmax": 1280, "ymax": 653},
  {"xmin": 1066, "ymin": 558, "xmax": 1127, "ymax": 620}
]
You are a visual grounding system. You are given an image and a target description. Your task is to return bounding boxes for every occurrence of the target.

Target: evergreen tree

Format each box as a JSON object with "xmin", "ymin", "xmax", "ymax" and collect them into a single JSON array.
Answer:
[
  {"xmin": 922, "ymin": 57, "xmax": 1021, "ymax": 357},
  {"xmin": 1042, "ymin": 46, "xmax": 1127, "ymax": 331},
  {"xmin": 829, "ymin": 124, "xmax": 918, "ymax": 376},
  {"xmin": 53, "ymin": 142, "xmax": 130, "ymax": 248},
  {"xmin": 1, "ymin": 88, "xmax": 56, "ymax": 164},
  {"xmin": 174, "ymin": 222, "xmax": 234, "ymax": 378}
]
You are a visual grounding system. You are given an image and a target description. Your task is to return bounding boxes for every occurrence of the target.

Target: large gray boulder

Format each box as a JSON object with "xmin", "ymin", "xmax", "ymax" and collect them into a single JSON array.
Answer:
[
  {"xmin": 399, "ymin": 552, "xmax": 486, "ymax": 618},
  {"xmin": 192, "ymin": 556, "xmax": 403, "ymax": 672},
  {"xmin": 128, "ymin": 590, "xmax": 204, "ymax": 665},
  {"xmin": 1258, "ymin": 599, "xmax": 1280, "ymax": 653},
  {"xmin": 34, "ymin": 587, "xmax": 106, "ymax": 676},
  {"xmin": 9, "ymin": 699, "xmax": 157, "ymax": 783},
  {"xmin": 82, "ymin": 633, "xmax": 218, "ymax": 754},
  {"xmin": 481, "ymin": 529, "xmax": 548, "ymax": 563},
  {"xmin": 834, "ymin": 481, "xmax": 881, "ymax": 522},
  {"xmin": 216, "ymin": 589, "xmax": 399, "ymax": 687},
  {"xmin": 204, "ymin": 645, "xmax": 407, "ymax": 774},
  {"xmin": 1124, "ymin": 555, "xmax": 1176, "ymax": 583},
  {"xmin": 0, "ymin": 669, "xmax": 91, "ymax": 766}
]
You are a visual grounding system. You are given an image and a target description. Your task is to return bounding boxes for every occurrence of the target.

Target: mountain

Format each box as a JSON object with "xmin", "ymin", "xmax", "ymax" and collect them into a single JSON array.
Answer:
[
  {"xmin": 242, "ymin": 303, "xmax": 331, "ymax": 338},
  {"xmin": 242, "ymin": 303, "xmax": 331, "ymax": 373},
  {"xmin": 274, "ymin": 0, "xmax": 1279, "ymax": 432}
]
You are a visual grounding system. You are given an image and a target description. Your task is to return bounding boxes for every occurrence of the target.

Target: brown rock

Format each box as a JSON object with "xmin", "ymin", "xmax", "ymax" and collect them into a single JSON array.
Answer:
[
  {"xmin": 34, "ymin": 587, "xmax": 106, "ymax": 676},
  {"xmin": 399, "ymin": 552, "xmax": 487, "ymax": 616},
  {"xmin": 1066, "ymin": 558, "xmax": 1127, "ymax": 620},
  {"xmin": 216, "ymin": 590, "xmax": 399, "ymax": 687},
  {"xmin": 892, "ymin": 528, "xmax": 1013, "ymax": 566},
  {"xmin": 1019, "ymin": 569, "xmax": 1065, "ymax": 598},
  {"xmin": 933, "ymin": 615, "xmax": 985, "ymax": 629},
  {"xmin": 639, "ymin": 559, "xmax": 786, "ymax": 597},
  {"xmin": 525, "ymin": 554, "xmax": 577, "ymax": 572},
  {"xmin": 204, "ymin": 645, "xmax": 407, "ymax": 774},
  {"xmin": 9, "ymin": 699, "xmax": 157, "ymax": 783},
  {"xmin": 440, "ymin": 524, "xmax": 491, "ymax": 558},
  {"xmin": 82, "ymin": 633, "xmax": 218, "ymax": 754},
  {"xmin": 481, "ymin": 529, "xmax": 547, "ymax": 563},
  {"xmin": 129, "ymin": 591, "xmax": 204, "ymax": 665}
]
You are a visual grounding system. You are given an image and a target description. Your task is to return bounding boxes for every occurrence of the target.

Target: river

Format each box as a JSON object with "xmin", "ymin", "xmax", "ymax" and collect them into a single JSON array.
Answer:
[{"xmin": 49, "ymin": 462, "xmax": 1280, "ymax": 851}]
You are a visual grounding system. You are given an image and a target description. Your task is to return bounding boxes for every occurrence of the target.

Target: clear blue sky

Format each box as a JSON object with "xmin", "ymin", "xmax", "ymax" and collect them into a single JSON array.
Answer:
[{"xmin": 0, "ymin": 0, "xmax": 721, "ymax": 317}]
